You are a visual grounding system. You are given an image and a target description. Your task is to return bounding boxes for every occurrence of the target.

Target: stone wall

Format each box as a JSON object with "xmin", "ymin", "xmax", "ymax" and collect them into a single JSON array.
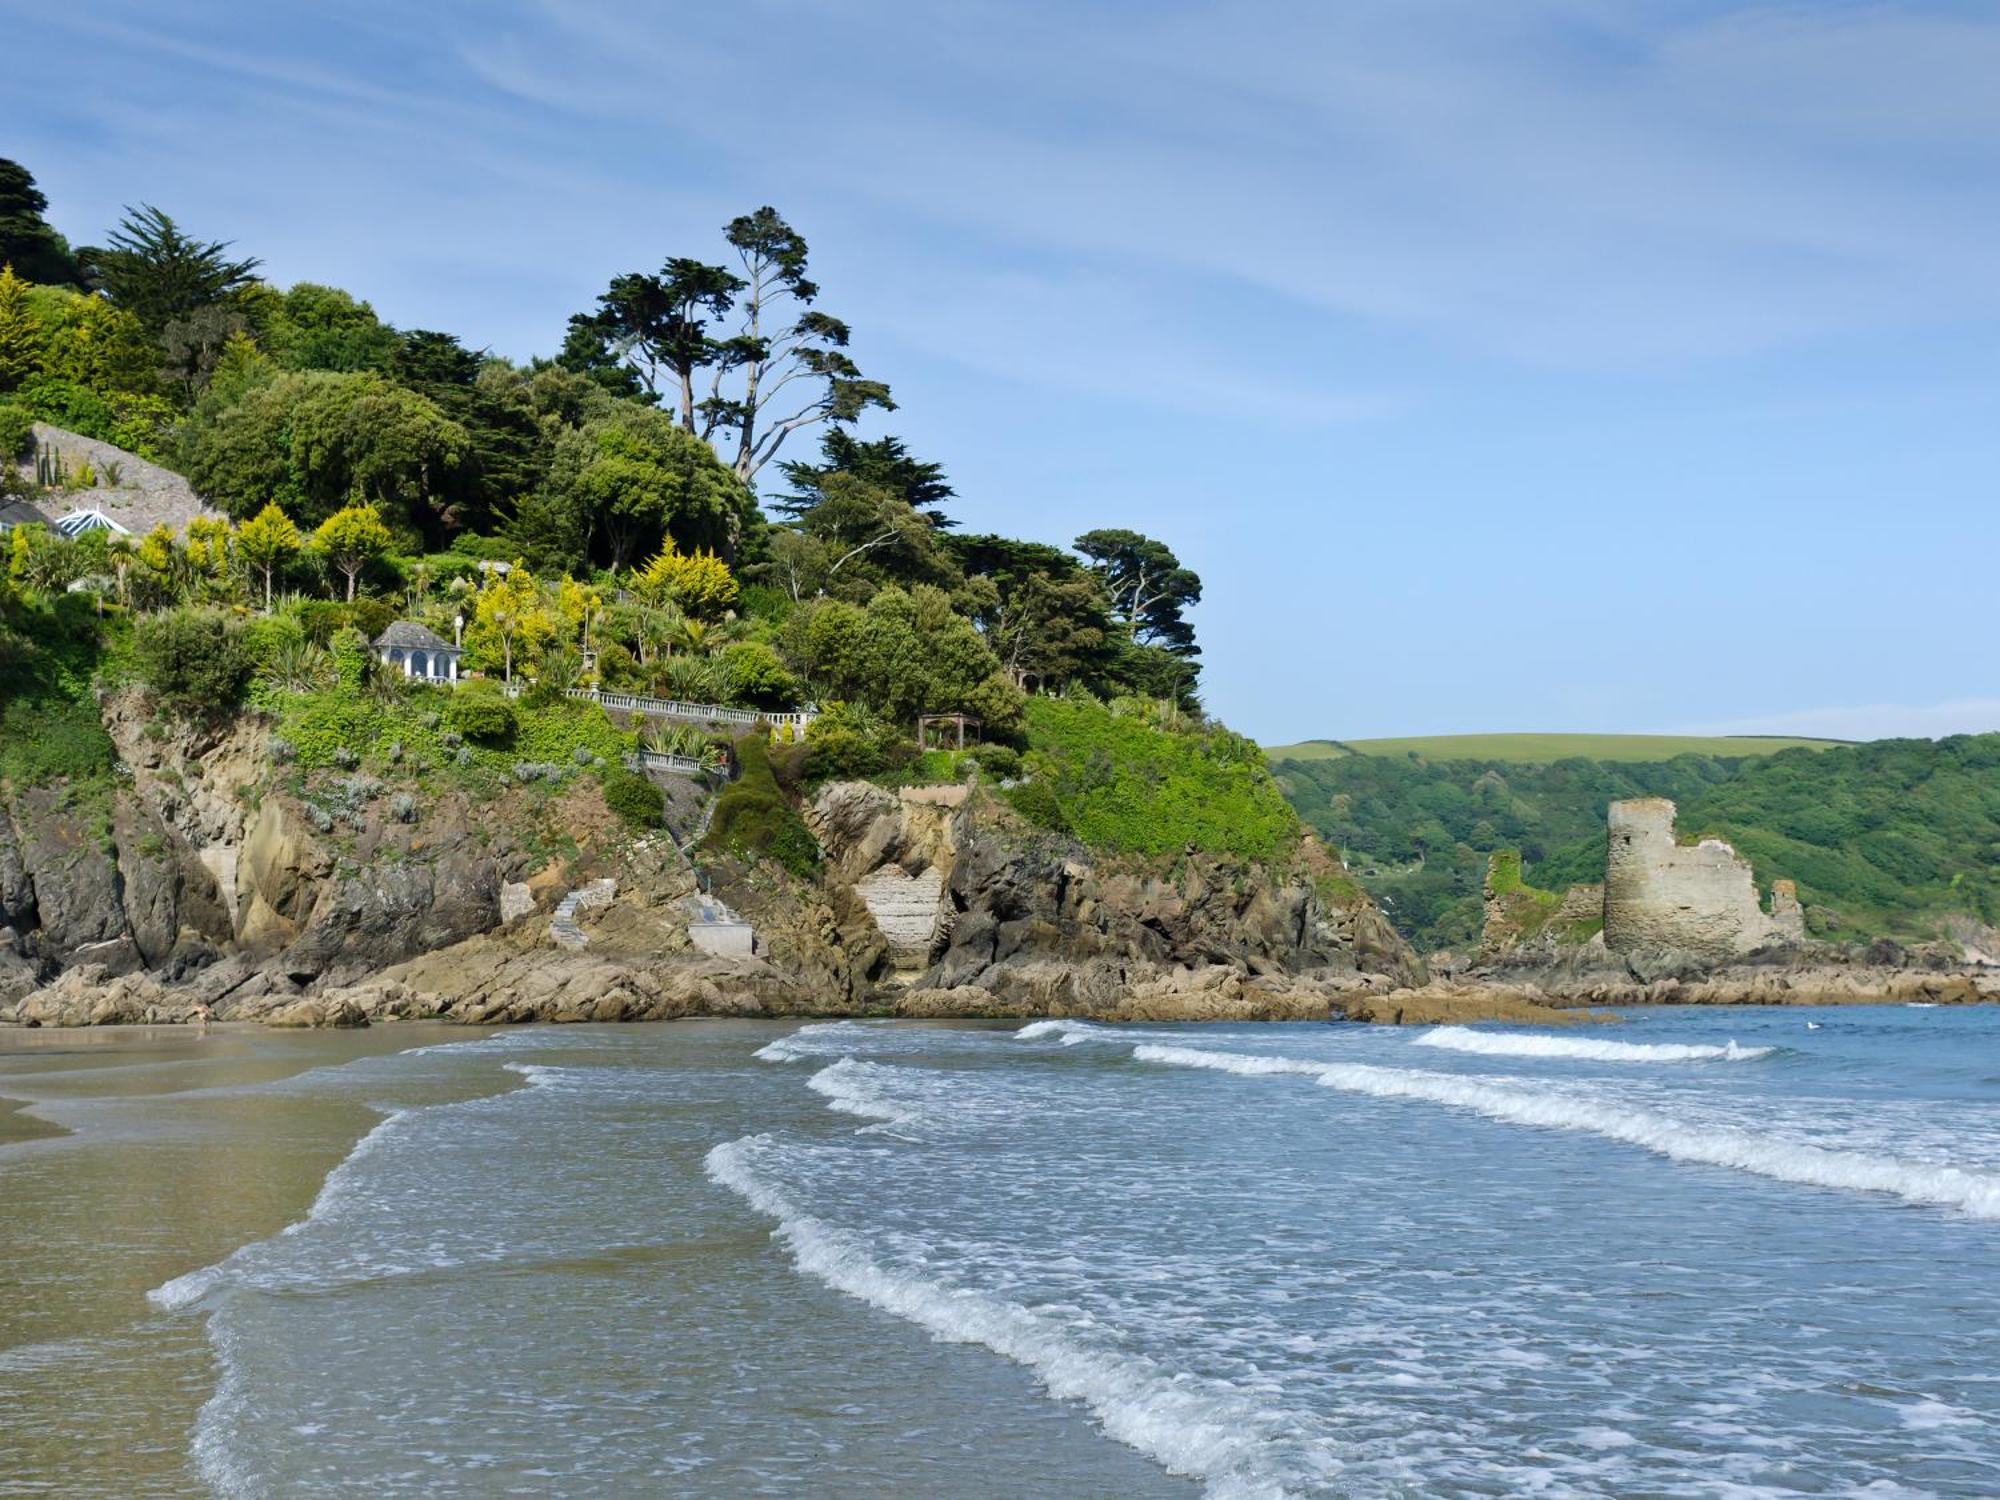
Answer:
[{"xmin": 1603, "ymin": 798, "xmax": 1802, "ymax": 959}]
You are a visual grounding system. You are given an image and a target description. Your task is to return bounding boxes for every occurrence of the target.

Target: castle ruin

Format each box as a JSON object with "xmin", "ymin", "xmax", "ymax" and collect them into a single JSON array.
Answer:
[{"xmin": 1603, "ymin": 798, "xmax": 1802, "ymax": 959}]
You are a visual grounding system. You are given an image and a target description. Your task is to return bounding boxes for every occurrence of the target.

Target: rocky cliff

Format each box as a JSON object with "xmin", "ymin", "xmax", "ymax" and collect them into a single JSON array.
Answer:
[{"xmin": 2, "ymin": 690, "xmax": 1429, "ymax": 1026}]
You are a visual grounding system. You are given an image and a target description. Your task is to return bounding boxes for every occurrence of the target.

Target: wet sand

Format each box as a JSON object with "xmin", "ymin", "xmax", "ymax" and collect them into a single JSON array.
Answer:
[{"xmin": 0, "ymin": 1023, "xmax": 493, "ymax": 1497}]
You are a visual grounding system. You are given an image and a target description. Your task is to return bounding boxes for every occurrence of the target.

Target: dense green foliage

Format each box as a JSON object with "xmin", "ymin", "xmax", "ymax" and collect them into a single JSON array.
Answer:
[
  {"xmin": 1656, "ymin": 738, "xmax": 2000, "ymax": 939},
  {"xmin": 0, "ymin": 154, "xmax": 1238, "ymax": 888},
  {"xmin": 132, "ymin": 607, "xmax": 253, "ymax": 719},
  {"xmin": 0, "ymin": 588, "xmax": 120, "ymax": 794},
  {"xmin": 602, "ymin": 768, "xmax": 665, "ymax": 830},
  {"xmin": 1009, "ymin": 697, "xmax": 1296, "ymax": 861},
  {"xmin": 706, "ymin": 733, "xmax": 818, "ymax": 876}
]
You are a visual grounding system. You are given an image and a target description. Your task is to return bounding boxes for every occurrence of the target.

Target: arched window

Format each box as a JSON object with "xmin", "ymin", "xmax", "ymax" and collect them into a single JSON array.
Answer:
[{"xmin": 409, "ymin": 650, "xmax": 429, "ymax": 678}]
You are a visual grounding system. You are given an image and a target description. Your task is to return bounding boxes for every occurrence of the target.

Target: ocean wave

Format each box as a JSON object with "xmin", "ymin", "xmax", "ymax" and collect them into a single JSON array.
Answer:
[
  {"xmin": 806, "ymin": 1058, "xmax": 920, "ymax": 1129},
  {"xmin": 147, "ymin": 1107, "xmax": 414, "ymax": 1312},
  {"xmin": 147, "ymin": 1057, "xmax": 574, "ymax": 1313},
  {"xmin": 1013, "ymin": 1020, "xmax": 1102, "ymax": 1046},
  {"xmin": 1133, "ymin": 1044, "xmax": 2000, "ymax": 1220},
  {"xmin": 706, "ymin": 1135, "xmax": 1314, "ymax": 1500},
  {"xmin": 1413, "ymin": 1027, "xmax": 1771, "ymax": 1064},
  {"xmin": 754, "ymin": 1021, "xmax": 882, "ymax": 1063}
]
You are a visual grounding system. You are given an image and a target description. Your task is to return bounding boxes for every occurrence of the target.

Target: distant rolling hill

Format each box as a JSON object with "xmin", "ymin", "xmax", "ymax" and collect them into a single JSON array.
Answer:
[{"xmin": 1267, "ymin": 733, "xmax": 1848, "ymax": 765}]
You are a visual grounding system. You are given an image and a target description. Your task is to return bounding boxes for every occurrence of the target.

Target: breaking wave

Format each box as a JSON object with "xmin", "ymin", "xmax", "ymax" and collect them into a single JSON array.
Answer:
[
  {"xmin": 1414, "ymin": 1027, "xmax": 1771, "ymax": 1064},
  {"xmin": 1134, "ymin": 1044, "xmax": 2000, "ymax": 1220},
  {"xmin": 706, "ymin": 1135, "xmax": 1315, "ymax": 1499},
  {"xmin": 806, "ymin": 1058, "xmax": 920, "ymax": 1129},
  {"xmin": 1013, "ymin": 1020, "xmax": 1102, "ymax": 1046},
  {"xmin": 755, "ymin": 1021, "xmax": 885, "ymax": 1063}
]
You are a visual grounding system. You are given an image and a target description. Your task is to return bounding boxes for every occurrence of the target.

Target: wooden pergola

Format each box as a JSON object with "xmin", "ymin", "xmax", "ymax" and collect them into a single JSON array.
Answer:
[{"xmin": 916, "ymin": 713, "xmax": 981, "ymax": 751}]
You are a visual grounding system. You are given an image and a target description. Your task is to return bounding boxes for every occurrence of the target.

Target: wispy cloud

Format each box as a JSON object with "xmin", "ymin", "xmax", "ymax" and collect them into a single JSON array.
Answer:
[{"xmin": 458, "ymin": 0, "xmax": 2000, "ymax": 369}]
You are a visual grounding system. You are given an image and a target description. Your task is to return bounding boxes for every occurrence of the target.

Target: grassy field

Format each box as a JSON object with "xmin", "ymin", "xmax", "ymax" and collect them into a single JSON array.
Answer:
[{"xmin": 1267, "ymin": 733, "xmax": 1848, "ymax": 765}]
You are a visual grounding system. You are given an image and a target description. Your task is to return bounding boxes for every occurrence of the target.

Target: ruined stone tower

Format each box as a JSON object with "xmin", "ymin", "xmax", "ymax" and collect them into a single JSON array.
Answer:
[{"xmin": 1603, "ymin": 798, "xmax": 1803, "ymax": 959}]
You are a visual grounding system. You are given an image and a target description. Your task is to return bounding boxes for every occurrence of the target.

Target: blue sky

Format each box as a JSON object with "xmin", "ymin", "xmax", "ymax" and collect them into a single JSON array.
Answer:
[{"xmin": 7, "ymin": 0, "xmax": 1997, "ymax": 743}]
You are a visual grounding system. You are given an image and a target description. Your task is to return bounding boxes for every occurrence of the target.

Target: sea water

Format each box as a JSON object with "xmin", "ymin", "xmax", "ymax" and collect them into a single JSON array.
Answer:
[{"xmin": 10, "ymin": 1007, "xmax": 2000, "ymax": 1496}]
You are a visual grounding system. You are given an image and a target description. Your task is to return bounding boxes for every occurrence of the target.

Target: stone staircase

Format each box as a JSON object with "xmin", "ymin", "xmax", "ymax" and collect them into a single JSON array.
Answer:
[{"xmin": 549, "ymin": 878, "xmax": 617, "ymax": 951}]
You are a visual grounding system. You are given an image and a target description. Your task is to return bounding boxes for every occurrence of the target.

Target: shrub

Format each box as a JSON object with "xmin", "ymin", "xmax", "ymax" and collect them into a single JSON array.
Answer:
[
  {"xmin": 243, "ymin": 614, "xmax": 307, "ymax": 673},
  {"xmin": 329, "ymin": 626, "xmax": 370, "ymax": 691},
  {"xmin": 0, "ymin": 404, "xmax": 34, "ymax": 461},
  {"xmin": 446, "ymin": 684, "xmax": 517, "ymax": 745},
  {"xmin": 391, "ymin": 792, "xmax": 418, "ymax": 823},
  {"xmin": 603, "ymin": 768, "xmax": 665, "ymax": 830},
  {"xmin": 970, "ymin": 743, "xmax": 1021, "ymax": 779},
  {"xmin": 706, "ymin": 732, "xmax": 819, "ymax": 877},
  {"xmin": 802, "ymin": 701, "xmax": 888, "ymax": 782},
  {"xmin": 721, "ymin": 640, "xmax": 797, "ymax": 708},
  {"xmin": 133, "ymin": 608, "xmax": 253, "ymax": 720}
]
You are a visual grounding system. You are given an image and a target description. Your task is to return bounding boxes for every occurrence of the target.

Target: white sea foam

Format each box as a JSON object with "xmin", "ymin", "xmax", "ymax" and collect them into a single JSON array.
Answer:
[
  {"xmin": 1133, "ymin": 1044, "xmax": 2000, "ymax": 1220},
  {"xmin": 706, "ymin": 1134, "xmax": 1317, "ymax": 1500},
  {"xmin": 1414, "ymin": 1026, "xmax": 1771, "ymax": 1064},
  {"xmin": 1014, "ymin": 1020, "xmax": 1101, "ymax": 1046},
  {"xmin": 149, "ymin": 1059, "xmax": 571, "ymax": 1314},
  {"xmin": 755, "ymin": 1021, "xmax": 879, "ymax": 1062},
  {"xmin": 806, "ymin": 1058, "xmax": 919, "ymax": 1129},
  {"xmin": 147, "ymin": 1108, "xmax": 413, "ymax": 1311}
]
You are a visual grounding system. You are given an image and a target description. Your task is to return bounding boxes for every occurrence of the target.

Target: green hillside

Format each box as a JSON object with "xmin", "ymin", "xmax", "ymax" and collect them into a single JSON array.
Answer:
[
  {"xmin": 1269, "ymin": 733, "xmax": 1845, "ymax": 764},
  {"xmin": 1272, "ymin": 734, "xmax": 1999, "ymax": 953}
]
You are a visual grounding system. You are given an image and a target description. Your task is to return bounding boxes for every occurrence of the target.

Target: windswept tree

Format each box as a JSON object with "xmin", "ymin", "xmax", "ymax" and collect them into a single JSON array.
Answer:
[
  {"xmin": 312, "ymin": 503, "xmax": 392, "ymax": 601},
  {"xmin": 563, "ymin": 260, "xmax": 743, "ymax": 423},
  {"xmin": 236, "ymin": 501, "xmax": 303, "ymax": 611},
  {"xmin": 951, "ymin": 534, "xmax": 1112, "ymax": 693},
  {"xmin": 77, "ymin": 205, "xmax": 260, "ymax": 335},
  {"xmin": 564, "ymin": 207, "xmax": 891, "ymax": 485},
  {"xmin": 1074, "ymin": 528, "xmax": 1203, "ymax": 656}
]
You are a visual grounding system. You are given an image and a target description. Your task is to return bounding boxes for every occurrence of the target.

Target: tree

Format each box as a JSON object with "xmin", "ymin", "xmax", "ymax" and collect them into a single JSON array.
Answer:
[
  {"xmin": 159, "ymin": 303, "xmax": 251, "ymax": 402},
  {"xmin": 312, "ymin": 503, "xmax": 392, "ymax": 601},
  {"xmin": 1074, "ymin": 528, "xmax": 1203, "ymax": 654},
  {"xmin": 0, "ymin": 159, "xmax": 81, "ymax": 286},
  {"xmin": 632, "ymin": 540, "xmax": 739, "ymax": 618},
  {"xmin": 711, "ymin": 207, "xmax": 892, "ymax": 483},
  {"xmin": 76, "ymin": 205, "xmax": 260, "ymax": 335},
  {"xmin": 237, "ymin": 501, "xmax": 303, "ymax": 611},
  {"xmin": 784, "ymin": 472, "xmax": 951, "ymax": 598},
  {"xmin": 527, "ymin": 405, "xmax": 755, "ymax": 571},
  {"xmin": 951, "ymin": 534, "xmax": 1113, "ymax": 693},
  {"xmin": 184, "ymin": 370, "xmax": 468, "ymax": 533},
  {"xmin": 565, "ymin": 208, "xmax": 892, "ymax": 484},
  {"xmin": 23, "ymin": 284, "xmax": 157, "ymax": 394},
  {"xmin": 255, "ymin": 282, "xmax": 401, "ymax": 373},
  {"xmin": 466, "ymin": 564, "xmax": 555, "ymax": 684},
  {"xmin": 0, "ymin": 264, "xmax": 40, "ymax": 392},
  {"xmin": 564, "ymin": 260, "xmax": 742, "ymax": 424},
  {"xmin": 778, "ymin": 429, "xmax": 953, "ymax": 526}
]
